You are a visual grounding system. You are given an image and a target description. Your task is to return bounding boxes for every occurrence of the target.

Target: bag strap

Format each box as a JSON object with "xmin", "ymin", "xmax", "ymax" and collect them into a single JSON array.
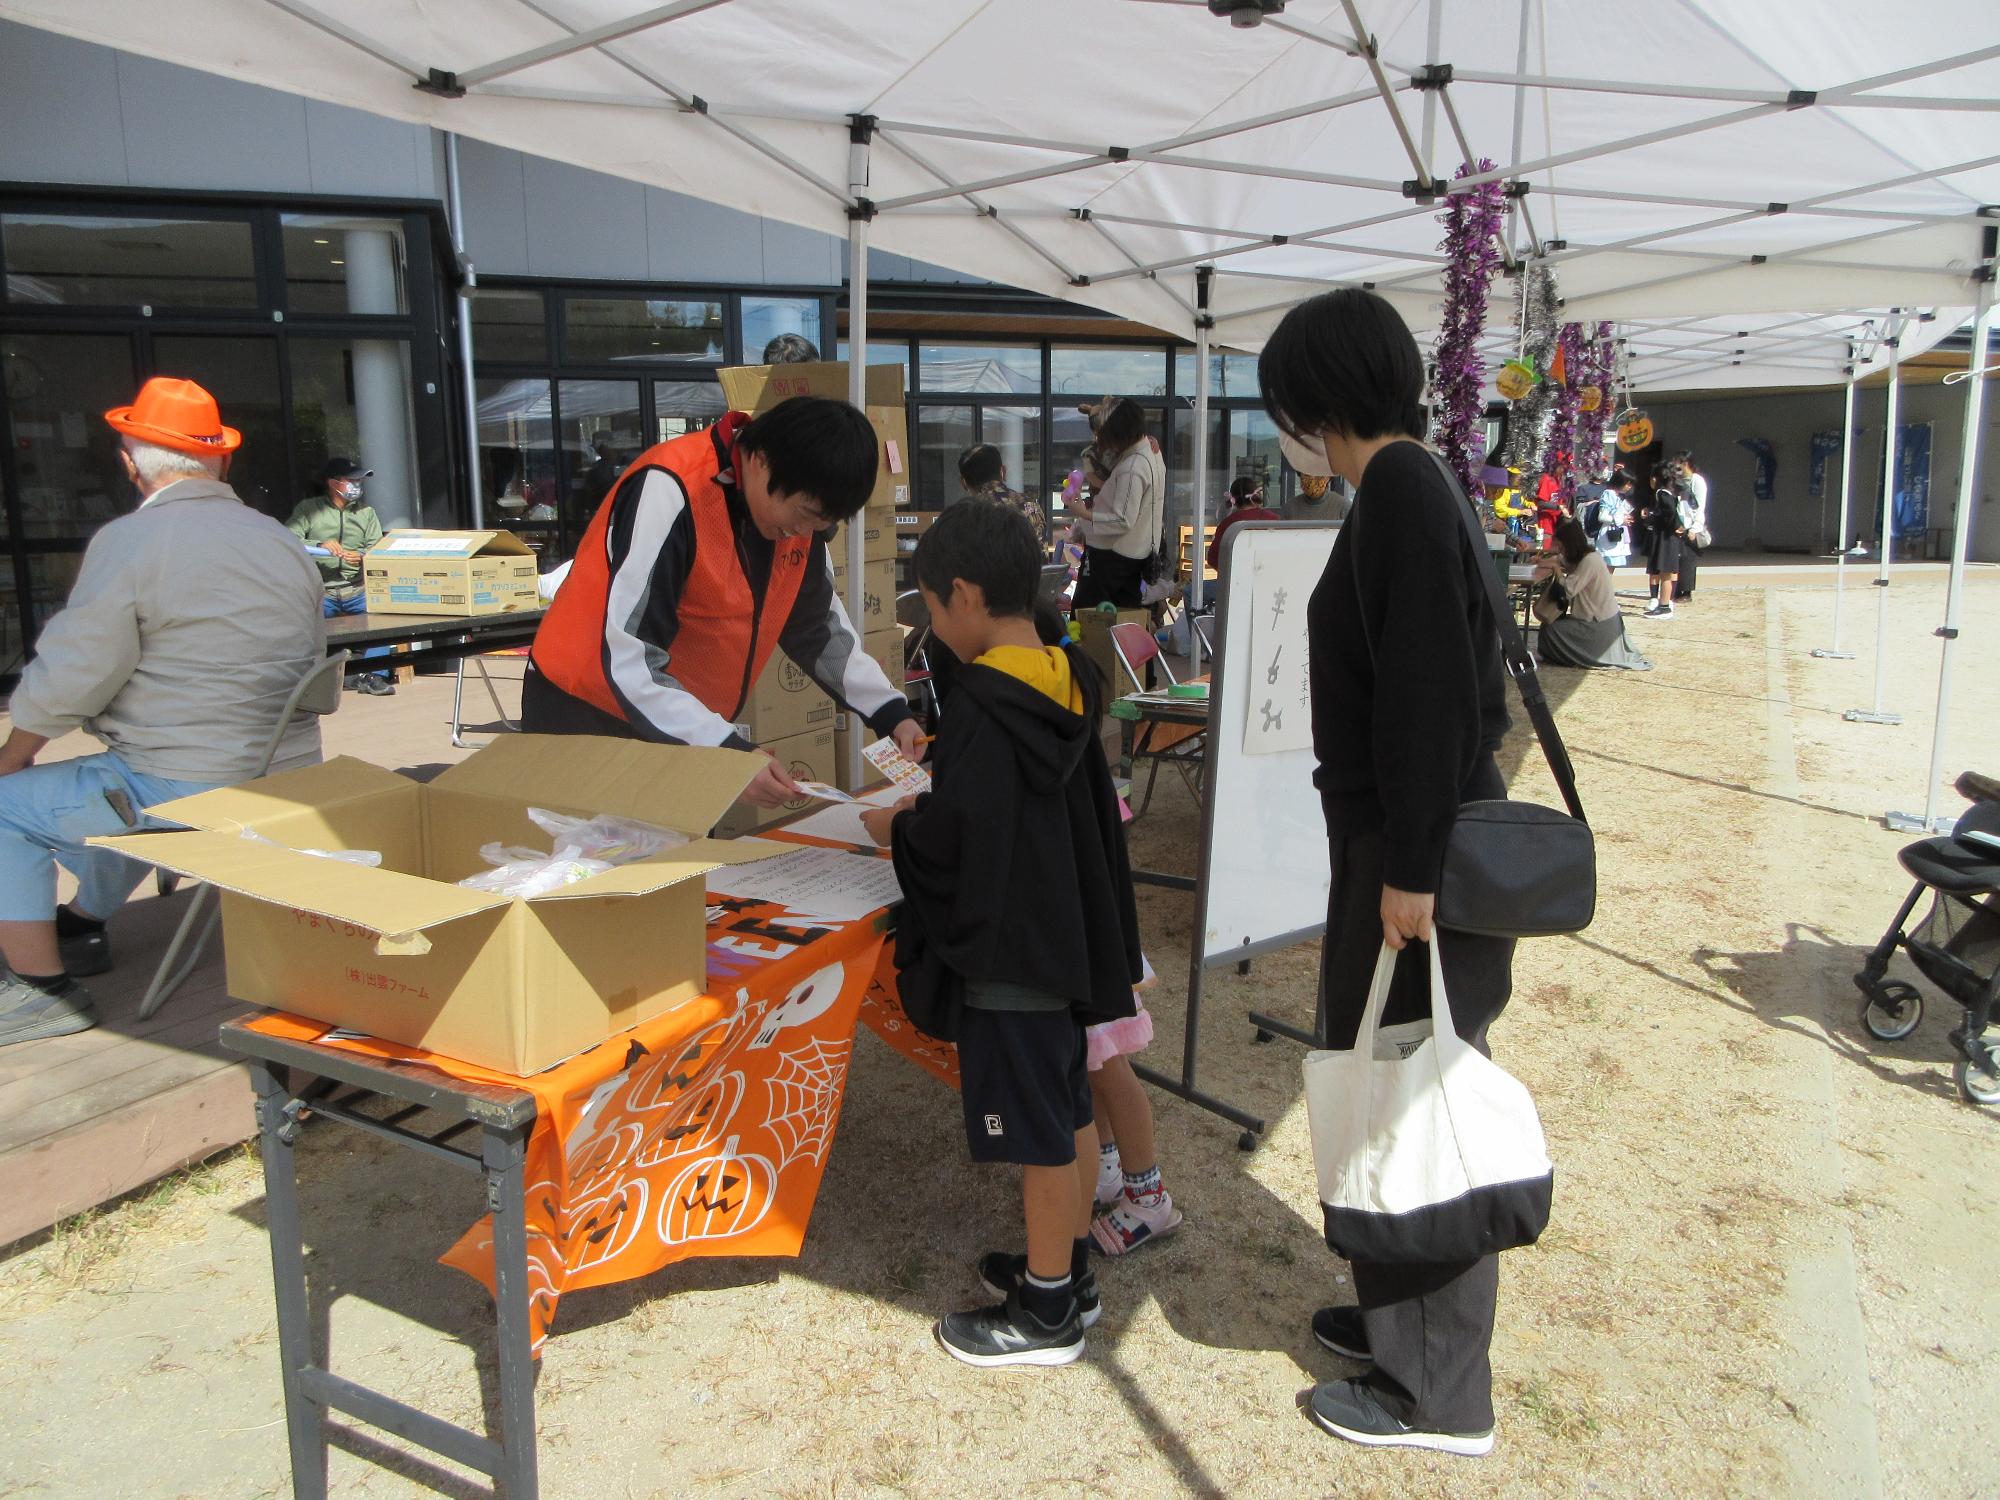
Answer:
[{"xmin": 1346, "ymin": 447, "xmax": 1588, "ymax": 825}]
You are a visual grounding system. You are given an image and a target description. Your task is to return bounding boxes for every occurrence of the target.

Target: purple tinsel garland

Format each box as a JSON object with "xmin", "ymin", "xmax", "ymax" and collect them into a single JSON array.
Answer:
[
  {"xmin": 1575, "ymin": 321, "xmax": 1615, "ymax": 482},
  {"xmin": 1432, "ymin": 160, "xmax": 1507, "ymax": 496},
  {"xmin": 1549, "ymin": 322, "xmax": 1583, "ymax": 507}
]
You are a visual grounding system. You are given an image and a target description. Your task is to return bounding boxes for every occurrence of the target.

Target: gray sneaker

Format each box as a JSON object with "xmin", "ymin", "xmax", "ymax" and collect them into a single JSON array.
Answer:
[{"xmin": 0, "ymin": 977, "xmax": 99, "ymax": 1046}]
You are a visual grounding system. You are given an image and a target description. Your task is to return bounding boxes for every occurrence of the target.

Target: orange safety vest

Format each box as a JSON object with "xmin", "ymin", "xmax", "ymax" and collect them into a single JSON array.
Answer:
[{"xmin": 530, "ymin": 420, "xmax": 811, "ymax": 725}]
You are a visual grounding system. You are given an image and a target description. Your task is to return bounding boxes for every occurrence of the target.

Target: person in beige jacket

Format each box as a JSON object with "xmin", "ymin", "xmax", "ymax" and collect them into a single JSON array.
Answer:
[{"xmin": 0, "ymin": 378, "xmax": 324, "ymax": 1045}]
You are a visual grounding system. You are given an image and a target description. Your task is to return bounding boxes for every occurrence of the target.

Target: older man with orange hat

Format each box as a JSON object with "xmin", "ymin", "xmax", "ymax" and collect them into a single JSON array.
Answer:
[{"xmin": 0, "ymin": 377, "xmax": 324, "ymax": 1045}]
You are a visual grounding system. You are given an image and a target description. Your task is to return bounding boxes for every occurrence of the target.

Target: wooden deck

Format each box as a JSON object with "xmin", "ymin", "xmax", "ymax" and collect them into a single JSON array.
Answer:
[{"xmin": 0, "ymin": 661, "xmax": 525, "ymax": 1248}]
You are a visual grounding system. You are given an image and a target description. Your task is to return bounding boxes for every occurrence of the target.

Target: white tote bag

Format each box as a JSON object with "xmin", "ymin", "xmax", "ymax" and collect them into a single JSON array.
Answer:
[{"xmin": 1304, "ymin": 941, "xmax": 1553, "ymax": 1264}]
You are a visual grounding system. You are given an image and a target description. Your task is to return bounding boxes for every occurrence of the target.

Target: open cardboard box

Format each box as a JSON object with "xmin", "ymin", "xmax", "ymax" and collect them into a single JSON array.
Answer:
[
  {"xmin": 363, "ymin": 529, "xmax": 540, "ymax": 616},
  {"xmin": 93, "ymin": 736, "xmax": 781, "ymax": 1075}
]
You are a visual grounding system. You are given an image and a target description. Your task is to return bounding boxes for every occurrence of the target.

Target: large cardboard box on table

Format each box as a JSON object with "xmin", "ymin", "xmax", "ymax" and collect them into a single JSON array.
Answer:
[
  {"xmin": 92, "ymin": 737, "xmax": 781, "ymax": 1075},
  {"xmin": 363, "ymin": 530, "xmax": 539, "ymax": 617},
  {"xmin": 739, "ymin": 650, "xmax": 835, "ymax": 744},
  {"xmin": 712, "ymin": 724, "xmax": 836, "ymax": 838},
  {"xmin": 1070, "ymin": 604, "xmax": 1151, "ymax": 702}
]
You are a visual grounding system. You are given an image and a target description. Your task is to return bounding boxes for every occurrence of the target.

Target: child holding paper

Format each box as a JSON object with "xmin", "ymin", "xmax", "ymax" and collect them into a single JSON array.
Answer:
[{"xmin": 860, "ymin": 500, "xmax": 1143, "ymax": 1367}]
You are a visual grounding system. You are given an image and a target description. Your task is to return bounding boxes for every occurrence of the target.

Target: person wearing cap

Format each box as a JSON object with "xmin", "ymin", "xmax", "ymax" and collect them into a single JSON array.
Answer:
[
  {"xmin": 0, "ymin": 377, "xmax": 325, "ymax": 1046},
  {"xmin": 285, "ymin": 456, "xmax": 392, "ymax": 694}
]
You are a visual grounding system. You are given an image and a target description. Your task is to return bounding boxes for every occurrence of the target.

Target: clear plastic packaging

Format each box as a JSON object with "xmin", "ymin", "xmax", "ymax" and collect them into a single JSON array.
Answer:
[
  {"xmin": 454, "ymin": 808, "xmax": 687, "ymax": 898},
  {"xmin": 241, "ymin": 829, "xmax": 383, "ymax": 867}
]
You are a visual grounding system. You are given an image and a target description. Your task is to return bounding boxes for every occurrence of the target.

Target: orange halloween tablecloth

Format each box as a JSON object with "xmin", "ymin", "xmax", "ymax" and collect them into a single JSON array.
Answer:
[{"xmin": 246, "ymin": 889, "xmax": 957, "ymax": 1351}]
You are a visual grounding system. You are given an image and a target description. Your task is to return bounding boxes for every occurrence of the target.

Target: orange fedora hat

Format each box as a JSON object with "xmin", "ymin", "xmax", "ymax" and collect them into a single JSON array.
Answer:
[{"xmin": 104, "ymin": 377, "xmax": 242, "ymax": 455}]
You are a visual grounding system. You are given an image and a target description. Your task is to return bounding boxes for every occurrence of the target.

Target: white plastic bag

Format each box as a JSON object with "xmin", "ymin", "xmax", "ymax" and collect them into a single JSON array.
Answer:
[
  {"xmin": 241, "ymin": 829, "xmax": 383, "ymax": 867},
  {"xmin": 454, "ymin": 807, "xmax": 685, "ymax": 898},
  {"xmin": 458, "ymin": 847, "xmax": 612, "ymax": 898},
  {"xmin": 1304, "ymin": 941, "xmax": 1552, "ymax": 1264}
]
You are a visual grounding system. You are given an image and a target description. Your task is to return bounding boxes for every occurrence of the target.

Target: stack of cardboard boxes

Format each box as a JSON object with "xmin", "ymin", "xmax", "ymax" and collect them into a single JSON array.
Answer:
[{"xmin": 710, "ymin": 362, "xmax": 914, "ymax": 834}]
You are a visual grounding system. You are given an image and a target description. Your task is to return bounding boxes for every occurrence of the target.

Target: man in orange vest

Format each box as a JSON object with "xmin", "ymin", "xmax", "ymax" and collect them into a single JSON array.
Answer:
[{"xmin": 526, "ymin": 396, "xmax": 923, "ymax": 807}]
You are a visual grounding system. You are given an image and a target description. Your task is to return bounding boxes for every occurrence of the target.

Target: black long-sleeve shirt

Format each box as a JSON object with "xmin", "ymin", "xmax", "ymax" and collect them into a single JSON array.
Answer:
[{"xmin": 1306, "ymin": 440, "xmax": 1509, "ymax": 892}]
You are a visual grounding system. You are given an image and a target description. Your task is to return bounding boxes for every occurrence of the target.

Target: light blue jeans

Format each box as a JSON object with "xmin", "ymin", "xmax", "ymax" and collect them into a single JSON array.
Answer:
[{"xmin": 0, "ymin": 751, "xmax": 219, "ymax": 922}]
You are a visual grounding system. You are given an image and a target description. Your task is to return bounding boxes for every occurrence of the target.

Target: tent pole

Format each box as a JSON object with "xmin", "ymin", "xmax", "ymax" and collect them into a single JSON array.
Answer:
[
  {"xmin": 1846, "ymin": 321, "xmax": 1904, "ymax": 725},
  {"xmin": 1189, "ymin": 267, "xmax": 1214, "ymax": 639},
  {"xmin": 1888, "ymin": 289, "xmax": 1996, "ymax": 832},
  {"xmin": 1813, "ymin": 363, "xmax": 1858, "ymax": 658},
  {"xmin": 846, "ymin": 116, "xmax": 874, "ymax": 789},
  {"xmin": 443, "ymin": 132, "xmax": 484, "ymax": 530}
]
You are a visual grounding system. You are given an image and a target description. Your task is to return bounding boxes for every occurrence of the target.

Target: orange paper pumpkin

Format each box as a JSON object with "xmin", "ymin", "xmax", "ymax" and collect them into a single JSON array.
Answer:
[
  {"xmin": 1578, "ymin": 384, "xmax": 1603, "ymax": 413},
  {"xmin": 1495, "ymin": 359, "xmax": 1538, "ymax": 401},
  {"xmin": 1616, "ymin": 411, "xmax": 1655, "ymax": 452}
]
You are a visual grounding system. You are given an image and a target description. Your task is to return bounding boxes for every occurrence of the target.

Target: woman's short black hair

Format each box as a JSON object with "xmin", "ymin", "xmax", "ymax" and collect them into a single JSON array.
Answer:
[
  {"xmin": 735, "ymin": 396, "xmax": 877, "ymax": 520},
  {"xmin": 958, "ymin": 442, "xmax": 1003, "ymax": 489},
  {"xmin": 1095, "ymin": 397, "xmax": 1148, "ymax": 457},
  {"xmin": 1553, "ymin": 515, "xmax": 1591, "ymax": 568},
  {"xmin": 913, "ymin": 498, "xmax": 1039, "ymax": 617},
  {"xmin": 1257, "ymin": 288, "xmax": 1425, "ymax": 443}
]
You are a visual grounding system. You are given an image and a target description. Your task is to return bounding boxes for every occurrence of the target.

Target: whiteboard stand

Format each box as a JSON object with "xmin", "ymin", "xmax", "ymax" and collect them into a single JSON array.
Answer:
[{"xmin": 1131, "ymin": 520, "xmax": 1338, "ymax": 1151}]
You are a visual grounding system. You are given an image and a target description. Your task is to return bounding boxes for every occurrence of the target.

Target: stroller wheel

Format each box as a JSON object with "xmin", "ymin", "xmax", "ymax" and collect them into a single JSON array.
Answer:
[
  {"xmin": 1860, "ymin": 982, "xmax": 1923, "ymax": 1043},
  {"xmin": 1954, "ymin": 1051, "xmax": 2000, "ymax": 1107}
]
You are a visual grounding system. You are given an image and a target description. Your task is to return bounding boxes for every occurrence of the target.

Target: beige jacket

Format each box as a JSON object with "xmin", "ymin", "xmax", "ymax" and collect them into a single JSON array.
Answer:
[
  {"xmin": 11, "ymin": 478, "xmax": 328, "ymax": 781},
  {"xmin": 1086, "ymin": 441, "xmax": 1167, "ymax": 561}
]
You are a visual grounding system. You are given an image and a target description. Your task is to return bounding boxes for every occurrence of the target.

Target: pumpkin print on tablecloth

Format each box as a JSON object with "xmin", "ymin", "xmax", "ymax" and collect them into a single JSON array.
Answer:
[{"xmin": 659, "ymin": 1135, "xmax": 777, "ymax": 1245}]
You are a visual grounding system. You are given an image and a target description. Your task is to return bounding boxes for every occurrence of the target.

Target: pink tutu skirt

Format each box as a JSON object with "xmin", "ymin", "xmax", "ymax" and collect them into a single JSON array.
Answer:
[{"xmin": 1086, "ymin": 995, "xmax": 1153, "ymax": 1070}]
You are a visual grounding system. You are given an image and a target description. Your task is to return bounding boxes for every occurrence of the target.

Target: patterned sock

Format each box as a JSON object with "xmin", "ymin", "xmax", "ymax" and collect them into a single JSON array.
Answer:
[
  {"xmin": 1098, "ymin": 1141, "xmax": 1119, "ymax": 1162},
  {"xmin": 1124, "ymin": 1165, "xmax": 1164, "ymax": 1203},
  {"xmin": 1019, "ymin": 1269, "xmax": 1073, "ymax": 1326}
]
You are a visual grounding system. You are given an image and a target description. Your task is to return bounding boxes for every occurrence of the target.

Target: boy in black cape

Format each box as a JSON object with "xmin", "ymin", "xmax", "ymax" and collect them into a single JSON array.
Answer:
[{"xmin": 860, "ymin": 499, "xmax": 1142, "ymax": 1367}]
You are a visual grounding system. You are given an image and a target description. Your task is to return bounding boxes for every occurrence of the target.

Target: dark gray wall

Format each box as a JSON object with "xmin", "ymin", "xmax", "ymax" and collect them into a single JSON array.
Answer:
[{"xmin": 1644, "ymin": 376, "xmax": 1998, "ymax": 562}]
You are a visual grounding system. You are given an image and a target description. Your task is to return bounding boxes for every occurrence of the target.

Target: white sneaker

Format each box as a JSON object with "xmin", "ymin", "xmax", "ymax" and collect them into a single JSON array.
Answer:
[{"xmin": 1089, "ymin": 1188, "xmax": 1183, "ymax": 1256}]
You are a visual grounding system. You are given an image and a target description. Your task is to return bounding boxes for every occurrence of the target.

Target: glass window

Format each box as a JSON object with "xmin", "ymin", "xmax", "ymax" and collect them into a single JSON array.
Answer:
[
  {"xmin": 470, "ymin": 289, "xmax": 549, "ymax": 364},
  {"xmin": 558, "ymin": 379, "xmax": 643, "ymax": 532},
  {"xmin": 1, "ymin": 553, "xmax": 87, "ymax": 679},
  {"xmin": 281, "ymin": 214, "xmax": 409, "ymax": 317},
  {"xmin": 915, "ymin": 406, "xmax": 975, "ymax": 510},
  {"xmin": 149, "ymin": 335, "xmax": 287, "ymax": 519},
  {"xmin": 1168, "ymin": 408, "xmax": 1227, "ymax": 540},
  {"xmin": 1172, "ymin": 348, "xmax": 1261, "ymax": 399},
  {"xmin": 742, "ymin": 297, "xmax": 824, "ymax": 364},
  {"xmin": 2, "ymin": 332, "xmax": 137, "ymax": 541},
  {"xmin": 285, "ymin": 337, "xmax": 423, "ymax": 529},
  {"xmin": 917, "ymin": 342, "xmax": 1039, "ymax": 395},
  {"xmin": 978, "ymin": 405, "xmax": 1044, "ymax": 511},
  {"xmin": 476, "ymin": 376, "xmax": 558, "ymax": 549},
  {"xmin": 1052, "ymin": 345, "xmax": 1168, "ymax": 399},
  {"xmin": 653, "ymin": 379, "xmax": 724, "ymax": 443},
  {"xmin": 835, "ymin": 340, "xmax": 912, "ymax": 391},
  {"xmin": 2, "ymin": 213, "xmax": 256, "ymax": 309},
  {"xmin": 564, "ymin": 297, "xmax": 724, "ymax": 364}
]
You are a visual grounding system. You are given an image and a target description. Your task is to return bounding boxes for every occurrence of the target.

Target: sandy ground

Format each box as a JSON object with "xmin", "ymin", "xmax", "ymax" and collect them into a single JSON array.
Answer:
[{"xmin": 1, "ymin": 569, "xmax": 1997, "ymax": 1500}]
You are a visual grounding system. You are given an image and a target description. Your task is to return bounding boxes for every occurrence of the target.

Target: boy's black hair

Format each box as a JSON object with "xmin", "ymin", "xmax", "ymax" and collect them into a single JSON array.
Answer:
[
  {"xmin": 1095, "ymin": 397, "xmax": 1148, "ymax": 456},
  {"xmin": 914, "ymin": 498, "xmax": 1039, "ymax": 617},
  {"xmin": 734, "ymin": 396, "xmax": 877, "ymax": 520},
  {"xmin": 958, "ymin": 442, "xmax": 1003, "ymax": 489},
  {"xmin": 1257, "ymin": 287, "xmax": 1424, "ymax": 443}
]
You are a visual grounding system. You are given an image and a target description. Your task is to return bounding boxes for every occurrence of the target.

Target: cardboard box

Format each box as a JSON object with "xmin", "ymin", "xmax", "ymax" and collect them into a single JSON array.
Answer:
[
  {"xmin": 94, "ymin": 738, "xmax": 780, "ymax": 1075},
  {"xmin": 1071, "ymin": 605, "xmax": 1151, "ymax": 702},
  {"xmin": 833, "ymin": 712, "xmax": 891, "ymax": 794},
  {"xmin": 739, "ymin": 651, "xmax": 835, "ymax": 744},
  {"xmin": 831, "ymin": 554, "xmax": 897, "ymax": 631},
  {"xmin": 866, "ymin": 626, "xmax": 905, "ymax": 690},
  {"xmin": 712, "ymin": 725, "xmax": 836, "ymax": 838},
  {"xmin": 867, "ymin": 405, "xmax": 911, "ymax": 512},
  {"xmin": 718, "ymin": 361, "xmax": 904, "ymax": 415},
  {"xmin": 363, "ymin": 530, "xmax": 539, "ymax": 617},
  {"xmin": 829, "ymin": 513, "xmax": 897, "ymax": 566}
]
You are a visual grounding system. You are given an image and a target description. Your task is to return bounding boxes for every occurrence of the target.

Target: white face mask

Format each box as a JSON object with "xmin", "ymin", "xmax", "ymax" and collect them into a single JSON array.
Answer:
[{"xmin": 1278, "ymin": 427, "xmax": 1334, "ymax": 478}]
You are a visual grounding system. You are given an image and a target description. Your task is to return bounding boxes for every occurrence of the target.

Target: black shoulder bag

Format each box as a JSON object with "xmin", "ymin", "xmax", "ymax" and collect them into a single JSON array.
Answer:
[{"xmin": 1350, "ymin": 451, "xmax": 1596, "ymax": 939}]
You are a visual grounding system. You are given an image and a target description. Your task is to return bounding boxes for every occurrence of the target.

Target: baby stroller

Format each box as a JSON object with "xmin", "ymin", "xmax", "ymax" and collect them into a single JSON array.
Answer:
[{"xmin": 1855, "ymin": 772, "xmax": 2000, "ymax": 1105}]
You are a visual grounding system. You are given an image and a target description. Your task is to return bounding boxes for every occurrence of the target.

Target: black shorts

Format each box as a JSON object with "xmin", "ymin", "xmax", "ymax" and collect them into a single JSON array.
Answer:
[{"xmin": 957, "ymin": 1005, "xmax": 1093, "ymax": 1166}]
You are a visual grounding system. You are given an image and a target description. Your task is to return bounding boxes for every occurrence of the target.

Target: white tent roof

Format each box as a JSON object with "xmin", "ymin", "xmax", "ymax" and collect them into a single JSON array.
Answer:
[{"xmin": 8, "ymin": 0, "xmax": 1996, "ymax": 388}]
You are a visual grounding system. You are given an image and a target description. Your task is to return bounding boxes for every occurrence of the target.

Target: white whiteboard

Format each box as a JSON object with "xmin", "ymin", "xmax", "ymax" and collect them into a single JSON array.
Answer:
[{"xmin": 1197, "ymin": 520, "xmax": 1338, "ymax": 966}]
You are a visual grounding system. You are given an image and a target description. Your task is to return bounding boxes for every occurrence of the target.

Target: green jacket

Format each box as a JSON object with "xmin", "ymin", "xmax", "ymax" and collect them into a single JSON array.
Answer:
[{"xmin": 284, "ymin": 495, "xmax": 383, "ymax": 589}]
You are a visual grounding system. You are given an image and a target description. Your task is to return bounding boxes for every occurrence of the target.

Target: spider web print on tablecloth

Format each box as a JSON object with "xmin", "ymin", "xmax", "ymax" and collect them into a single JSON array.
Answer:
[{"xmin": 764, "ymin": 1036, "xmax": 853, "ymax": 1170}]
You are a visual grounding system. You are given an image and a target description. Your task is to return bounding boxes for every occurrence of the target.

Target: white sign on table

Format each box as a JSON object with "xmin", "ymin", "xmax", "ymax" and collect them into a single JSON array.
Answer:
[
  {"xmin": 706, "ymin": 843, "xmax": 903, "ymax": 921},
  {"xmin": 1242, "ymin": 547, "xmax": 1319, "ymax": 756}
]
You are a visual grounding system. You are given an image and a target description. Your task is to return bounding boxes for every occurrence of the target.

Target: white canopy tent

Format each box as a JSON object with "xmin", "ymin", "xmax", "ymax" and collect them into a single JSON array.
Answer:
[{"xmin": 7, "ymin": 0, "xmax": 1996, "ymax": 811}]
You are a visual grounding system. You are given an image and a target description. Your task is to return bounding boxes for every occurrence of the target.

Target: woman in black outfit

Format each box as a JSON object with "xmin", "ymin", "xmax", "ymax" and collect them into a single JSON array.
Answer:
[
  {"xmin": 1643, "ymin": 477, "xmax": 1684, "ymax": 619},
  {"xmin": 1259, "ymin": 289, "xmax": 1516, "ymax": 1458}
]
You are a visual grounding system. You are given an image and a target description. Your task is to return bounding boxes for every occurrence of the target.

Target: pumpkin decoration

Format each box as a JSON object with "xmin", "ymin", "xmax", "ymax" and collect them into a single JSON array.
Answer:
[
  {"xmin": 1578, "ymin": 384, "xmax": 1602, "ymax": 413},
  {"xmin": 1615, "ymin": 409, "xmax": 1655, "ymax": 453},
  {"xmin": 1495, "ymin": 358, "xmax": 1539, "ymax": 401},
  {"xmin": 637, "ymin": 1065, "xmax": 746, "ymax": 1167},
  {"xmin": 659, "ymin": 1135, "xmax": 777, "ymax": 1245}
]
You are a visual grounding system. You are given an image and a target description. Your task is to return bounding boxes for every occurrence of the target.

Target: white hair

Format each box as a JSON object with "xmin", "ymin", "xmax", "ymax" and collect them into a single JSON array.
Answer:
[{"xmin": 123, "ymin": 437, "xmax": 222, "ymax": 486}]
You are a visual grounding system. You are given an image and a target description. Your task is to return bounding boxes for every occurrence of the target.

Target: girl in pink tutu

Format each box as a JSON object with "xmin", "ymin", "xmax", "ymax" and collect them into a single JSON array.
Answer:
[{"xmin": 1086, "ymin": 956, "xmax": 1181, "ymax": 1254}]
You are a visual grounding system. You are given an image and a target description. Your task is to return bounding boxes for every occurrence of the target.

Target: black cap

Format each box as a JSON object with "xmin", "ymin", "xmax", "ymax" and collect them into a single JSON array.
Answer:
[{"xmin": 319, "ymin": 456, "xmax": 372, "ymax": 483}]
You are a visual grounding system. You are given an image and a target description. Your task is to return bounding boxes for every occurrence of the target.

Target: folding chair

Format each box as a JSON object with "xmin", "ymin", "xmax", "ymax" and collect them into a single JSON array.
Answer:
[
  {"xmin": 895, "ymin": 589, "xmax": 940, "ymax": 722},
  {"xmin": 452, "ymin": 647, "xmax": 526, "ymax": 749},
  {"xmin": 1108, "ymin": 622, "xmax": 1205, "ymax": 815},
  {"xmin": 137, "ymin": 651, "xmax": 351, "ymax": 1021}
]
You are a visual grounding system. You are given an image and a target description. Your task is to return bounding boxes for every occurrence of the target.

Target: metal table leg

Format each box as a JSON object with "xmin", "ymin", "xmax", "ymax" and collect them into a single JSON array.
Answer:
[
  {"xmin": 250, "ymin": 1060, "xmax": 329, "ymax": 1500},
  {"xmin": 484, "ymin": 1124, "xmax": 540, "ymax": 1499}
]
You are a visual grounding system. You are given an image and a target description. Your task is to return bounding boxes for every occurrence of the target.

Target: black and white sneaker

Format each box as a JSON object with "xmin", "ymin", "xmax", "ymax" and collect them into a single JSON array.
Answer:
[
  {"xmin": 1642, "ymin": 603, "xmax": 1674, "ymax": 619},
  {"xmin": 1309, "ymin": 1305, "xmax": 1371, "ymax": 1362},
  {"xmin": 936, "ymin": 1289, "xmax": 1084, "ymax": 1368},
  {"xmin": 1306, "ymin": 1378, "xmax": 1494, "ymax": 1457},
  {"xmin": 977, "ymin": 1251, "xmax": 1101, "ymax": 1328}
]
